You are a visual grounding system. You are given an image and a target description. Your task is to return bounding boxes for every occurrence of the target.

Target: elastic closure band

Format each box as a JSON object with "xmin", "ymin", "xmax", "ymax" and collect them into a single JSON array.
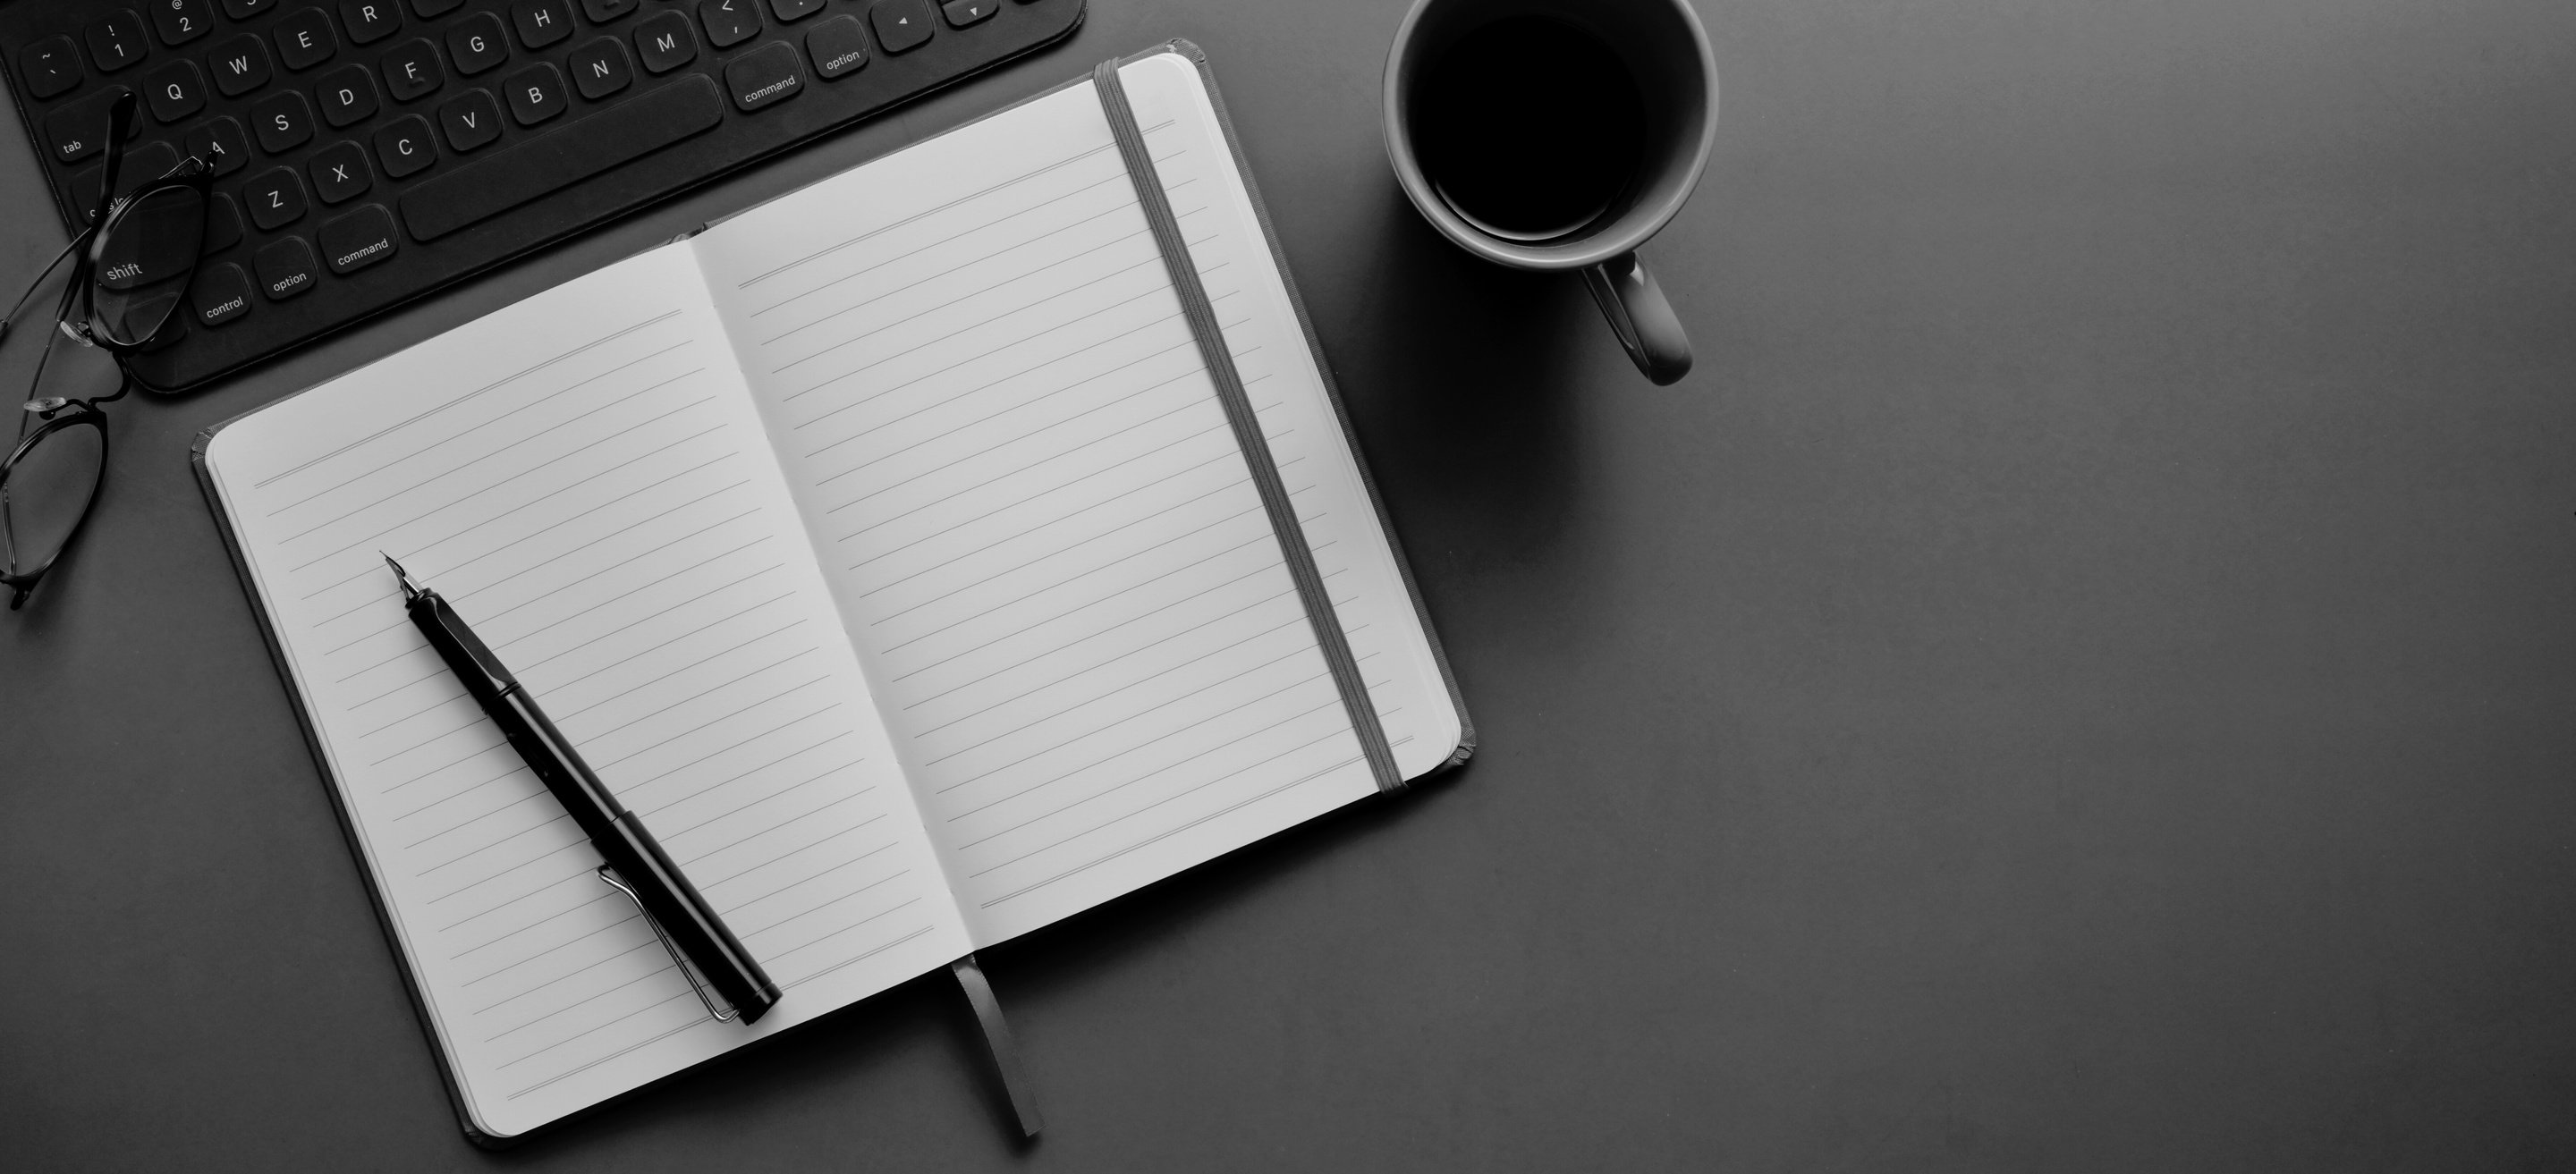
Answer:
[{"xmin": 1092, "ymin": 57, "xmax": 1403, "ymax": 795}]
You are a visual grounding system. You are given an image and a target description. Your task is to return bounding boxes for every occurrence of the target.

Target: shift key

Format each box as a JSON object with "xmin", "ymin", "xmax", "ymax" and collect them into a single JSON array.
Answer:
[{"xmin": 321, "ymin": 204, "xmax": 399, "ymax": 274}]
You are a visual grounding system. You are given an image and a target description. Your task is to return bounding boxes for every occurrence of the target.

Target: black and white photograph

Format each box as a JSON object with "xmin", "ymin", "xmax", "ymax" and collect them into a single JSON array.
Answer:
[{"xmin": 3, "ymin": 0, "xmax": 2571, "ymax": 1169}]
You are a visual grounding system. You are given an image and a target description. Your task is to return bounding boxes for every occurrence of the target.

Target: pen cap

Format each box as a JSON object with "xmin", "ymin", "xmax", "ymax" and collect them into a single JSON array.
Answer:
[
  {"xmin": 407, "ymin": 591, "xmax": 519, "ymax": 703},
  {"xmin": 609, "ymin": 810, "xmax": 783, "ymax": 1023}
]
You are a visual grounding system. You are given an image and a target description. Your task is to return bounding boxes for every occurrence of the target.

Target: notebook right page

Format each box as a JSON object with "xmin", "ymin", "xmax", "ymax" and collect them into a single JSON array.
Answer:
[{"xmin": 694, "ymin": 53, "xmax": 1462, "ymax": 945}]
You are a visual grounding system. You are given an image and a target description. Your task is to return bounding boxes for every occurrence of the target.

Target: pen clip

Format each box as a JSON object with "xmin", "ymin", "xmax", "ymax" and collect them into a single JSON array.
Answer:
[{"xmin": 597, "ymin": 865, "xmax": 740, "ymax": 1025}]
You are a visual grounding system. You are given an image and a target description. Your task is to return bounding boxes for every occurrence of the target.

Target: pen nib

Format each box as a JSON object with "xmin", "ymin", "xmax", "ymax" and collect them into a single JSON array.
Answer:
[{"xmin": 383, "ymin": 553, "xmax": 421, "ymax": 602}]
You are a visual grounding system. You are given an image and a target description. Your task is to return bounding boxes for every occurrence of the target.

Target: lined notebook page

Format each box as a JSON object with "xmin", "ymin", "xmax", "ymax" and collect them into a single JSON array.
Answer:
[
  {"xmin": 199, "ymin": 247, "xmax": 967, "ymax": 1138},
  {"xmin": 693, "ymin": 55, "xmax": 1462, "ymax": 945},
  {"xmin": 1112, "ymin": 55, "xmax": 1462, "ymax": 778}
]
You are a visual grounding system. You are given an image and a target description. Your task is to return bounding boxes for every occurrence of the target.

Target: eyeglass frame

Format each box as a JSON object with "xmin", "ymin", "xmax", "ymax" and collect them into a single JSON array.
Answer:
[{"xmin": 1, "ymin": 91, "xmax": 214, "ymax": 610}]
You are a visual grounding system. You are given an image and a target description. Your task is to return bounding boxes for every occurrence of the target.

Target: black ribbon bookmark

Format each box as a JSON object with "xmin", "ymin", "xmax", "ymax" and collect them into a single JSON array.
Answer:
[
  {"xmin": 953, "ymin": 955, "xmax": 1043, "ymax": 1138},
  {"xmin": 942, "ymin": 56, "xmax": 1415, "ymax": 1145},
  {"xmin": 1091, "ymin": 56, "xmax": 1406, "ymax": 796}
]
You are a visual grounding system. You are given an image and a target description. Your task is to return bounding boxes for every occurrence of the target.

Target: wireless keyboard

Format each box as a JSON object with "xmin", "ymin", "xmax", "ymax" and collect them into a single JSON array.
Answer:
[{"xmin": 1, "ymin": 0, "xmax": 1085, "ymax": 392}]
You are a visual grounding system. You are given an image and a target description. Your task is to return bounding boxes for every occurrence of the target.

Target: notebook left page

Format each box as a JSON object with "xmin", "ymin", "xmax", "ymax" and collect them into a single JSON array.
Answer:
[{"xmin": 198, "ymin": 244, "xmax": 970, "ymax": 1138}]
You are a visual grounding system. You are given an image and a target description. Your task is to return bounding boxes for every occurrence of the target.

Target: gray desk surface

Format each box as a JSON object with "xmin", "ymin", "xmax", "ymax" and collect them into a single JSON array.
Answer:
[{"xmin": 6, "ymin": 0, "xmax": 2574, "ymax": 1169}]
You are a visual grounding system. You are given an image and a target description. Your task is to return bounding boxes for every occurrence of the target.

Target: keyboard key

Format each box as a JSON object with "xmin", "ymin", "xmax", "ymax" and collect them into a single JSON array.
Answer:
[
  {"xmin": 402, "ymin": 74, "xmax": 722, "ymax": 241},
  {"xmin": 699, "ymin": 0, "xmax": 760, "ymax": 48},
  {"xmin": 436, "ymin": 88, "xmax": 501, "ymax": 149},
  {"xmin": 152, "ymin": 0, "xmax": 216, "ymax": 47},
  {"xmin": 371, "ymin": 113, "xmax": 436, "ymax": 176},
  {"xmin": 21, "ymin": 37, "xmax": 83, "ymax": 100},
  {"xmin": 182, "ymin": 114, "xmax": 248, "ymax": 175},
  {"xmin": 123, "ymin": 139, "xmax": 183, "ymax": 184},
  {"xmin": 114, "ymin": 145, "xmax": 182, "ymax": 199},
  {"xmin": 511, "ymin": 0, "xmax": 576, "ymax": 50},
  {"xmin": 199, "ymin": 191, "xmax": 243, "ymax": 252},
  {"xmin": 941, "ymin": 0, "xmax": 994, "ymax": 29},
  {"xmin": 804, "ymin": 15, "xmax": 866, "ymax": 80},
  {"xmin": 338, "ymin": 0, "xmax": 402, "ymax": 45},
  {"xmin": 315, "ymin": 63, "xmax": 379, "ymax": 127},
  {"xmin": 64, "ymin": 164, "xmax": 99, "ymax": 216},
  {"xmin": 138, "ymin": 315, "xmax": 188, "ymax": 351},
  {"xmin": 87, "ymin": 12, "xmax": 151, "ymax": 73},
  {"xmin": 250, "ymin": 89, "xmax": 313, "ymax": 152},
  {"xmin": 308, "ymin": 139, "xmax": 372, "ymax": 202},
  {"xmin": 869, "ymin": 0, "xmax": 932, "ymax": 54},
  {"xmin": 503, "ymin": 63, "xmax": 565, "ymax": 124},
  {"xmin": 249, "ymin": 89, "xmax": 319, "ymax": 156},
  {"xmin": 254, "ymin": 234, "xmax": 318, "ymax": 300},
  {"xmin": 145, "ymin": 59, "xmax": 208, "ymax": 122},
  {"xmin": 633, "ymin": 12, "xmax": 698, "ymax": 74},
  {"xmin": 569, "ymin": 38, "xmax": 633, "ymax": 101},
  {"xmin": 10, "ymin": 0, "xmax": 1085, "ymax": 391},
  {"xmin": 207, "ymin": 34, "xmax": 272, "ymax": 97},
  {"xmin": 446, "ymin": 13, "xmax": 508, "ymax": 76},
  {"xmin": 273, "ymin": 8, "xmax": 337, "ymax": 72},
  {"xmin": 320, "ymin": 203, "xmax": 398, "ymax": 273},
  {"xmin": 69, "ymin": 141, "xmax": 178, "ymax": 213},
  {"xmin": 723, "ymin": 41, "xmax": 801, "ymax": 113},
  {"xmin": 45, "ymin": 87, "xmax": 138, "ymax": 165},
  {"xmin": 190, "ymin": 261, "xmax": 253, "ymax": 325},
  {"xmin": 242, "ymin": 165, "xmax": 308, "ymax": 228},
  {"xmin": 106, "ymin": 196, "xmax": 196, "ymax": 295},
  {"xmin": 379, "ymin": 38, "xmax": 445, "ymax": 102}
]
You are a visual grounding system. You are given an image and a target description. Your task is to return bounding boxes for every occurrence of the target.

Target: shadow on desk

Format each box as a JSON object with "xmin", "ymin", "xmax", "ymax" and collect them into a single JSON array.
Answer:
[{"xmin": 1339, "ymin": 189, "xmax": 1598, "ymax": 584}]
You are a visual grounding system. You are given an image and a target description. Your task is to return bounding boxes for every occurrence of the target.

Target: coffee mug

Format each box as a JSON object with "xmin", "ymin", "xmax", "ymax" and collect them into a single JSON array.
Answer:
[{"xmin": 1384, "ymin": 0, "xmax": 1718, "ymax": 384}]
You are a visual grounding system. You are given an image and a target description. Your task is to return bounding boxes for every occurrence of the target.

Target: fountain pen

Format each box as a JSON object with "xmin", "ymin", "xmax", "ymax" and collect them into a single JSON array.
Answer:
[{"xmin": 385, "ymin": 554, "xmax": 782, "ymax": 1026}]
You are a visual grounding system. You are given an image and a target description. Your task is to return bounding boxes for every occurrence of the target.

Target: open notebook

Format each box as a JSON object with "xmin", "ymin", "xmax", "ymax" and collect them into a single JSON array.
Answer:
[{"xmin": 193, "ymin": 45, "xmax": 1470, "ymax": 1142}]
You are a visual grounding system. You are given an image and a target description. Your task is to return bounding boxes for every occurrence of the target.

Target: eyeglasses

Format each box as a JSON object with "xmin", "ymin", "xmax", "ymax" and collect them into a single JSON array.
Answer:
[{"xmin": 2, "ymin": 92, "xmax": 210, "ymax": 611}]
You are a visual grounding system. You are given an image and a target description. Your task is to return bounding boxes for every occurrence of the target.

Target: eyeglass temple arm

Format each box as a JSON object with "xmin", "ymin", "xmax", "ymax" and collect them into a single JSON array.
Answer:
[
  {"xmin": 92, "ymin": 94, "xmax": 136, "ymax": 226},
  {"xmin": 0, "ymin": 234, "xmax": 90, "ymax": 342},
  {"xmin": 0, "ymin": 97, "xmax": 131, "ymax": 346}
]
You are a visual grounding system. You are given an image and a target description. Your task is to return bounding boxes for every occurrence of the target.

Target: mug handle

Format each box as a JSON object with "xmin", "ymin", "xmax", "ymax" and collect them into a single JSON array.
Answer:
[{"xmin": 1580, "ymin": 251, "xmax": 1693, "ymax": 385}]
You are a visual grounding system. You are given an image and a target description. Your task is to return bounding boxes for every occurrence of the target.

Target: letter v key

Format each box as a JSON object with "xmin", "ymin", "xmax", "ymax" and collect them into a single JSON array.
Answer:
[{"xmin": 439, "ymin": 90, "xmax": 504, "ymax": 152}]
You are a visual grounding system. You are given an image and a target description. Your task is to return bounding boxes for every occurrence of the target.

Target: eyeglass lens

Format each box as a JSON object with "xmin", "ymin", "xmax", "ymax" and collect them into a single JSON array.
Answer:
[
  {"xmin": 89, "ymin": 183, "xmax": 207, "ymax": 349},
  {"xmin": 2, "ymin": 415, "xmax": 105, "ymax": 582}
]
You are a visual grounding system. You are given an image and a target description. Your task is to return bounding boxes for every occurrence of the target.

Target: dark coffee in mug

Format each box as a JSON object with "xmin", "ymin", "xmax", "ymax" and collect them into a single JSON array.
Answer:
[
  {"xmin": 1385, "ymin": 0, "xmax": 1716, "ymax": 384},
  {"xmin": 1411, "ymin": 16, "xmax": 1648, "ymax": 242}
]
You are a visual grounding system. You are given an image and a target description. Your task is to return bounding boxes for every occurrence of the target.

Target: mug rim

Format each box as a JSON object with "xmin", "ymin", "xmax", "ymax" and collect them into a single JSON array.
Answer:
[{"xmin": 1382, "ymin": 0, "xmax": 1719, "ymax": 272}]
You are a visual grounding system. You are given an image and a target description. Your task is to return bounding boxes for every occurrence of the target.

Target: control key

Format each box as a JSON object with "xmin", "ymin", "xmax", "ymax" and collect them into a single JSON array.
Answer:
[{"xmin": 190, "ymin": 262, "xmax": 253, "ymax": 327}]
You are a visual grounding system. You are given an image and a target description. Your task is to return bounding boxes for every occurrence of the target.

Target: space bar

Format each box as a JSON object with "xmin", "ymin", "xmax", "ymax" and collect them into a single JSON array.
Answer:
[{"xmin": 401, "ymin": 76, "xmax": 725, "ymax": 242}]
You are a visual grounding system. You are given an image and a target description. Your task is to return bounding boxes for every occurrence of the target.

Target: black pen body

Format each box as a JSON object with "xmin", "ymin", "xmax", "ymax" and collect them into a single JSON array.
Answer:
[{"xmin": 404, "ymin": 587, "xmax": 783, "ymax": 1024}]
